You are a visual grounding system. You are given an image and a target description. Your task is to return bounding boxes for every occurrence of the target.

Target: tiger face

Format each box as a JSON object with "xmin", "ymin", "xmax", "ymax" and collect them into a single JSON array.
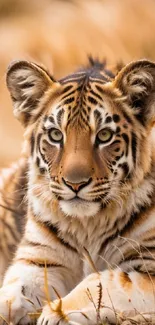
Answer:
[{"xmin": 6, "ymin": 59, "xmax": 155, "ymax": 218}]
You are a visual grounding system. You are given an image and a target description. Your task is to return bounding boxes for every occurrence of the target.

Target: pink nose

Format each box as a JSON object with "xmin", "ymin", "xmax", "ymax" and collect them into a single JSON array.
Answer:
[{"xmin": 63, "ymin": 178, "xmax": 92, "ymax": 193}]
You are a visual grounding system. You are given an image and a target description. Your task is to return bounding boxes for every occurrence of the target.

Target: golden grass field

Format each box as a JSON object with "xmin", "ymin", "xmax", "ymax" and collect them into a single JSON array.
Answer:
[{"xmin": 1, "ymin": 0, "xmax": 155, "ymax": 167}]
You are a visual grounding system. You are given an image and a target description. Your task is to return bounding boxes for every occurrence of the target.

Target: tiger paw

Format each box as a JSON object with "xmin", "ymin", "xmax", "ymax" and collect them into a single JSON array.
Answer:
[
  {"xmin": 37, "ymin": 302, "xmax": 94, "ymax": 325},
  {"xmin": 0, "ymin": 282, "xmax": 36, "ymax": 324}
]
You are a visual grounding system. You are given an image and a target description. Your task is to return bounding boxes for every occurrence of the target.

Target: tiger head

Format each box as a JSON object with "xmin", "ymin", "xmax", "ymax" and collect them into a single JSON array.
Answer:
[{"xmin": 6, "ymin": 59, "xmax": 155, "ymax": 218}]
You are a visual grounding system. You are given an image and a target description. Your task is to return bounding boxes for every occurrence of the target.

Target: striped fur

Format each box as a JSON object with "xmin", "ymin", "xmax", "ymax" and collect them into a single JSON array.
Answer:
[
  {"xmin": 1, "ymin": 58, "xmax": 155, "ymax": 324},
  {"xmin": 0, "ymin": 159, "xmax": 27, "ymax": 285}
]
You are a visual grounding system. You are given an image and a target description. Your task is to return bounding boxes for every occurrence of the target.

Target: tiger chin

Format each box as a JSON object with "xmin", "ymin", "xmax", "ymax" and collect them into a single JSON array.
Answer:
[{"xmin": 1, "ymin": 58, "xmax": 155, "ymax": 325}]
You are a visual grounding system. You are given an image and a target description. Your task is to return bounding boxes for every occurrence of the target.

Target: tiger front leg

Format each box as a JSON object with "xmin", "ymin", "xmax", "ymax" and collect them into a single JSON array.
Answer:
[
  {"xmin": 0, "ymin": 263, "xmax": 73, "ymax": 325},
  {"xmin": 1, "ymin": 266, "xmax": 77, "ymax": 325},
  {"xmin": 38, "ymin": 269, "xmax": 155, "ymax": 325},
  {"xmin": 38, "ymin": 273, "xmax": 102, "ymax": 325}
]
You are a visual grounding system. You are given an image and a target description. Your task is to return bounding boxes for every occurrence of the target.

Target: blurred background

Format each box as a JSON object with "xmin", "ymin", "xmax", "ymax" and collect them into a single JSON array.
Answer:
[{"xmin": 1, "ymin": 0, "xmax": 155, "ymax": 167}]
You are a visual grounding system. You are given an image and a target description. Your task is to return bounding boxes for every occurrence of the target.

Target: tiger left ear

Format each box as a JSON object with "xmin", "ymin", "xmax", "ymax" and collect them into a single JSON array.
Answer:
[
  {"xmin": 6, "ymin": 60, "xmax": 60, "ymax": 127},
  {"xmin": 114, "ymin": 60, "xmax": 155, "ymax": 126}
]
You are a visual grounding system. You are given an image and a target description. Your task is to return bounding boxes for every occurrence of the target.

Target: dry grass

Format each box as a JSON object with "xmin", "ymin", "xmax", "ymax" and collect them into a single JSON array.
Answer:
[{"xmin": 1, "ymin": 0, "xmax": 155, "ymax": 166}]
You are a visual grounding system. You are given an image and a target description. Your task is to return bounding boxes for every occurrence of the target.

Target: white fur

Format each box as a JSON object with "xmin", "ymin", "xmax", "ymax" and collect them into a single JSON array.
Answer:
[{"xmin": 59, "ymin": 198, "xmax": 100, "ymax": 218}]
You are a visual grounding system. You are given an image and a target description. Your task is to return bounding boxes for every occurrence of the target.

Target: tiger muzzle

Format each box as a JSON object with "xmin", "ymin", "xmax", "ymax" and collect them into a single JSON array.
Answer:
[{"xmin": 62, "ymin": 177, "xmax": 92, "ymax": 193}]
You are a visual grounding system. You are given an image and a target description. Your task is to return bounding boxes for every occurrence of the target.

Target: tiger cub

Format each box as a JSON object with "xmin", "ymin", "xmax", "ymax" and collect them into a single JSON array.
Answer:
[{"xmin": 0, "ymin": 58, "xmax": 155, "ymax": 324}]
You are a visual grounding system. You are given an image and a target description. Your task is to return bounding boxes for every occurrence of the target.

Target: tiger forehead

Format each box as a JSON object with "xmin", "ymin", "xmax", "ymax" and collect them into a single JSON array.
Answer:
[
  {"xmin": 57, "ymin": 81, "xmax": 118, "ymax": 129},
  {"xmin": 43, "ymin": 66, "xmax": 122, "ymax": 130},
  {"xmin": 44, "ymin": 89, "xmax": 120, "ymax": 133},
  {"xmin": 59, "ymin": 70, "xmax": 114, "ymax": 100}
]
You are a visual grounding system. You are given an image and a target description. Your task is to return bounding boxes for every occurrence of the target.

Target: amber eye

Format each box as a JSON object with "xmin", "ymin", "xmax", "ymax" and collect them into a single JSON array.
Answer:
[
  {"xmin": 48, "ymin": 128, "xmax": 63, "ymax": 142},
  {"xmin": 97, "ymin": 128, "xmax": 113, "ymax": 143}
]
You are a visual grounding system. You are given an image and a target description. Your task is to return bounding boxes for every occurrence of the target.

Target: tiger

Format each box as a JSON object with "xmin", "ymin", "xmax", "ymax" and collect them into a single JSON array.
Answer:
[{"xmin": 0, "ymin": 57, "xmax": 155, "ymax": 325}]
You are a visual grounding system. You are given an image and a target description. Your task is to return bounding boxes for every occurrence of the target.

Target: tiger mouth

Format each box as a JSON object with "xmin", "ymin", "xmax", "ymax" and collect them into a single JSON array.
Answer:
[
  {"xmin": 59, "ymin": 197, "xmax": 102, "ymax": 203},
  {"xmin": 67, "ymin": 197, "xmax": 89, "ymax": 203},
  {"xmin": 58, "ymin": 197, "xmax": 89, "ymax": 203}
]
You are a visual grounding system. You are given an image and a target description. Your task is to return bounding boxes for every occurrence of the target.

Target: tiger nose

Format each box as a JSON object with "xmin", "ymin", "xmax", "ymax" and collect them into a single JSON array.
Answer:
[{"xmin": 62, "ymin": 177, "xmax": 92, "ymax": 193}]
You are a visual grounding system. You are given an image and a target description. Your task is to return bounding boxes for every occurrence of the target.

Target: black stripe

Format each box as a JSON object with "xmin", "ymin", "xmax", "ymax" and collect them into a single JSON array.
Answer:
[
  {"xmin": 37, "ymin": 133, "xmax": 48, "ymax": 164},
  {"xmin": 36, "ymin": 263, "xmax": 63, "ymax": 268},
  {"xmin": 123, "ymin": 247, "xmax": 155, "ymax": 262},
  {"xmin": 94, "ymin": 110, "xmax": 102, "ymax": 128},
  {"xmin": 116, "ymin": 126, "xmax": 121, "ymax": 134},
  {"xmin": 36, "ymin": 156, "xmax": 40, "ymax": 168},
  {"xmin": 25, "ymin": 260, "xmax": 63, "ymax": 268},
  {"xmin": 30, "ymin": 132, "xmax": 35, "ymax": 156},
  {"xmin": 95, "ymin": 85, "xmax": 104, "ymax": 94},
  {"xmin": 23, "ymin": 97, "xmax": 37, "ymax": 110},
  {"xmin": 87, "ymin": 96, "xmax": 98, "ymax": 105},
  {"xmin": 131, "ymin": 132, "xmax": 137, "ymax": 165},
  {"xmin": 119, "ymin": 257, "xmax": 155, "ymax": 275},
  {"xmin": 59, "ymin": 73, "xmax": 86, "ymax": 84},
  {"xmin": 115, "ymin": 151, "xmax": 124, "ymax": 161},
  {"xmin": 114, "ymin": 148, "xmax": 120, "ymax": 152},
  {"xmin": 121, "ymin": 256, "xmax": 155, "ymax": 264},
  {"xmin": 119, "ymin": 162, "xmax": 130, "ymax": 178},
  {"xmin": 98, "ymin": 202, "xmax": 150, "ymax": 256},
  {"xmin": 132, "ymin": 265, "xmax": 155, "ymax": 275},
  {"xmin": 57, "ymin": 109, "xmax": 64, "ymax": 127},
  {"xmin": 21, "ymin": 82, "xmax": 34, "ymax": 89},
  {"xmin": 63, "ymin": 97, "xmax": 75, "ymax": 105},
  {"xmin": 44, "ymin": 221, "xmax": 77, "ymax": 253},
  {"xmin": 22, "ymin": 112, "xmax": 31, "ymax": 126},
  {"xmin": 62, "ymin": 85, "xmax": 73, "ymax": 93},
  {"xmin": 36, "ymin": 133, "xmax": 42, "ymax": 148},
  {"xmin": 120, "ymin": 204, "xmax": 148, "ymax": 235},
  {"xmin": 61, "ymin": 89, "xmax": 76, "ymax": 100},
  {"xmin": 95, "ymin": 84, "xmax": 107, "ymax": 94},
  {"xmin": 66, "ymin": 109, "xmax": 80, "ymax": 127},
  {"xmin": 111, "ymin": 140, "xmax": 121, "ymax": 145},
  {"xmin": 122, "ymin": 133, "xmax": 129, "ymax": 156},
  {"xmin": 122, "ymin": 110, "xmax": 133, "ymax": 124},
  {"xmin": 79, "ymin": 113, "xmax": 89, "ymax": 125},
  {"xmin": 49, "ymin": 116, "xmax": 55, "ymax": 124},
  {"xmin": 90, "ymin": 89, "xmax": 103, "ymax": 101},
  {"xmin": 23, "ymin": 239, "xmax": 50, "ymax": 249},
  {"xmin": 61, "ymin": 86, "xmax": 82, "ymax": 101}
]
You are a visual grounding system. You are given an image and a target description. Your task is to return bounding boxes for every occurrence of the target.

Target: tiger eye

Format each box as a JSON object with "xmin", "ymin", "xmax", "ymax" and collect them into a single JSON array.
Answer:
[
  {"xmin": 48, "ymin": 128, "xmax": 63, "ymax": 142},
  {"xmin": 97, "ymin": 128, "xmax": 113, "ymax": 143}
]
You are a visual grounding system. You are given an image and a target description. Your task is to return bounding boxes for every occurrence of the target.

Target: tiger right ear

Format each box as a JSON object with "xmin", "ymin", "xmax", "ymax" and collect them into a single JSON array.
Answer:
[
  {"xmin": 114, "ymin": 60, "xmax": 155, "ymax": 126},
  {"xmin": 6, "ymin": 60, "xmax": 60, "ymax": 127}
]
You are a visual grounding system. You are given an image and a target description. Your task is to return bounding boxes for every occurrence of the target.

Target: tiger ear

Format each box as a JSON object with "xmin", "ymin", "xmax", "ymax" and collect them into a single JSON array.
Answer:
[
  {"xmin": 114, "ymin": 60, "xmax": 155, "ymax": 125},
  {"xmin": 6, "ymin": 60, "xmax": 60, "ymax": 127}
]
